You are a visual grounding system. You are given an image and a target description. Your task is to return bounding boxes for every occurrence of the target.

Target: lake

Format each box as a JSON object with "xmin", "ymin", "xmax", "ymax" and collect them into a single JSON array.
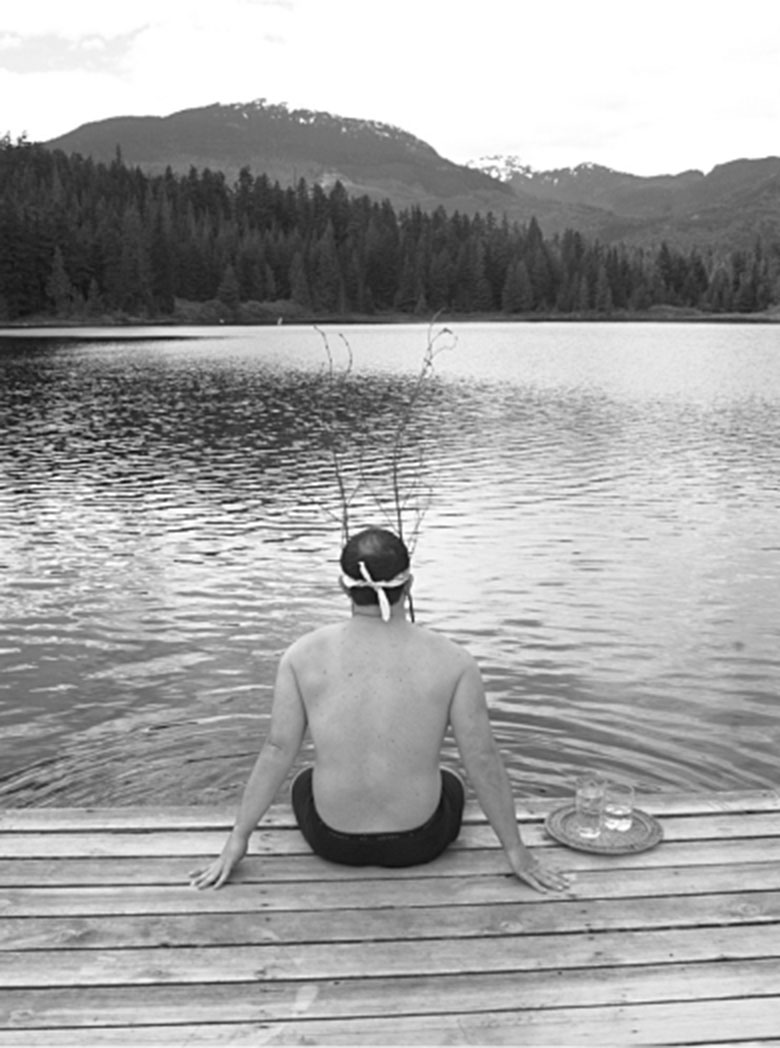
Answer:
[{"xmin": 1, "ymin": 321, "xmax": 779, "ymax": 806}]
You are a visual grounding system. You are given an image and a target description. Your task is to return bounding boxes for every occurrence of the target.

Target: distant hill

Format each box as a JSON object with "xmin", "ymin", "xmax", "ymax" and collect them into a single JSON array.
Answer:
[
  {"xmin": 45, "ymin": 99, "xmax": 521, "ymax": 217},
  {"xmin": 468, "ymin": 156, "xmax": 780, "ymax": 250},
  {"xmin": 42, "ymin": 100, "xmax": 609, "ymax": 236},
  {"xmin": 43, "ymin": 100, "xmax": 780, "ymax": 251},
  {"xmin": 471, "ymin": 158, "xmax": 704, "ymax": 216}
]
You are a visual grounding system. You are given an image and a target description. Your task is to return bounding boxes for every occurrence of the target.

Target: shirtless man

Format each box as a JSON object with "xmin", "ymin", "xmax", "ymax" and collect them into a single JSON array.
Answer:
[{"xmin": 190, "ymin": 526, "xmax": 568, "ymax": 893}]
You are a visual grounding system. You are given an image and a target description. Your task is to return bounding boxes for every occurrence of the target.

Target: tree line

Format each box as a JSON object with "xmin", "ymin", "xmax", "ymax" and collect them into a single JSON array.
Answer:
[{"xmin": 1, "ymin": 135, "xmax": 778, "ymax": 323}]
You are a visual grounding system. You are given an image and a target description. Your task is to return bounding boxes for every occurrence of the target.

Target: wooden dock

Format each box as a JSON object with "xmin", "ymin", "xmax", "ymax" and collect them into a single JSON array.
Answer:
[{"xmin": 1, "ymin": 789, "xmax": 779, "ymax": 1045}]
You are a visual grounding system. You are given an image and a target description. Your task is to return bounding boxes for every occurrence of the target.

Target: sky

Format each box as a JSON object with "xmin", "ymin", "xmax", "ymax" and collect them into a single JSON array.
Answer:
[{"xmin": 1, "ymin": 0, "xmax": 779, "ymax": 177}]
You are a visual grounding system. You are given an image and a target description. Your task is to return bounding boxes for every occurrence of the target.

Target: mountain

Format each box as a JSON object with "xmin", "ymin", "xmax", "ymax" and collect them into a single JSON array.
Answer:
[
  {"xmin": 468, "ymin": 156, "xmax": 705, "ymax": 213},
  {"xmin": 44, "ymin": 99, "xmax": 518, "ymax": 213},
  {"xmin": 42, "ymin": 100, "xmax": 606, "ymax": 235},
  {"xmin": 468, "ymin": 156, "xmax": 780, "ymax": 250},
  {"xmin": 43, "ymin": 100, "xmax": 780, "ymax": 251}
]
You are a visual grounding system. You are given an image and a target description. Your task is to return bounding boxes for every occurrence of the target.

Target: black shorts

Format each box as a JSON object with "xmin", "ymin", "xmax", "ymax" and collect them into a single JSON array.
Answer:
[{"xmin": 291, "ymin": 767, "xmax": 464, "ymax": 868}]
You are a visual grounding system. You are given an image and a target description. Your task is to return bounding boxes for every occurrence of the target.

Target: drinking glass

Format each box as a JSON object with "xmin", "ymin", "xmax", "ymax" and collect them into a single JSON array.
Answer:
[
  {"xmin": 604, "ymin": 780, "xmax": 634, "ymax": 832},
  {"xmin": 575, "ymin": 774, "xmax": 605, "ymax": 839}
]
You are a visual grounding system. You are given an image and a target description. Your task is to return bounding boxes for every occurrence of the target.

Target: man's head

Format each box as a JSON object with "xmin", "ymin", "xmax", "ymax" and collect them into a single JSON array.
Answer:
[{"xmin": 340, "ymin": 527, "xmax": 411, "ymax": 616}]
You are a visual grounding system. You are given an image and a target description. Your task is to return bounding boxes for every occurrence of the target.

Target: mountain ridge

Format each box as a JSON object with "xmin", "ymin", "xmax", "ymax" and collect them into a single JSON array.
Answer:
[
  {"xmin": 45, "ymin": 98, "xmax": 512, "ymax": 203},
  {"xmin": 42, "ymin": 99, "xmax": 780, "ymax": 251}
]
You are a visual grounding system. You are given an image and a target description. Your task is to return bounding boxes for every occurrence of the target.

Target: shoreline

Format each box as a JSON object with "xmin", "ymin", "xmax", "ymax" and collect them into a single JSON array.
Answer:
[{"xmin": 2, "ymin": 305, "xmax": 780, "ymax": 335}]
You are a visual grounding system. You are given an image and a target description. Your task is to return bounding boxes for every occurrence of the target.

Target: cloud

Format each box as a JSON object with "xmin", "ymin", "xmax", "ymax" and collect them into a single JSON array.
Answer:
[
  {"xmin": 1, "ymin": 1, "xmax": 295, "ymax": 139},
  {"xmin": 0, "ymin": 30, "xmax": 142, "ymax": 74},
  {"xmin": 1, "ymin": 1, "xmax": 154, "ymax": 38},
  {"xmin": 2, "ymin": 0, "xmax": 780, "ymax": 173}
]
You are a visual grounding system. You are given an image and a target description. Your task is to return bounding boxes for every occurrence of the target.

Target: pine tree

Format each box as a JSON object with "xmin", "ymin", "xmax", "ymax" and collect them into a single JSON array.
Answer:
[
  {"xmin": 149, "ymin": 194, "xmax": 176, "ymax": 314},
  {"xmin": 501, "ymin": 260, "xmax": 532, "ymax": 313},
  {"xmin": 471, "ymin": 240, "xmax": 494, "ymax": 312},
  {"xmin": 119, "ymin": 205, "xmax": 153, "ymax": 314},
  {"xmin": 85, "ymin": 277, "xmax": 103, "ymax": 317},
  {"xmin": 217, "ymin": 263, "xmax": 241, "ymax": 318},
  {"xmin": 289, "ymin": 250, "xmax": 311, "ymax": 308},
  {"xmin": 527, "ymin": 231, "xmax": 555, "ymax": 309},
  {"xmin": 46, "ymin": 246, "xmax": 74, "ymax": 316},
  {"xmin": 428, "ymin": 249, "xmax": 453, "ymax": 310},
  {"xmin": 364, "ymin": 204, "xmax": 399, "ymax": 309},
  {"xmin": 394, "ymin": 248, "xmax": 420, "ymax": 312},
  {"xmin": 707, "ymin": 265, "xmax": 733, "ymax": 312},
  {"xmin": 311, "ymin": 222, "xmax": 342, "ymax": 312},
  {"xmin": 594, "ymin": 263, "xmax": 613, "ymax": 314},
  {"xmin": 576, "ymin": 273, "xmax": 592, "ymax": 312}
]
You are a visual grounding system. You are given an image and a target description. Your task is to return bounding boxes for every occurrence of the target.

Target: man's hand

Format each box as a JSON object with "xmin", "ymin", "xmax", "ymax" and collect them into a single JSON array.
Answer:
[
  {"xmin": 188, "ymin": 832, "xmax": 249, "ymax": 890},
  {"xmin": 508, "ymin": 851, "xmax": 572, "ymax": 894}
]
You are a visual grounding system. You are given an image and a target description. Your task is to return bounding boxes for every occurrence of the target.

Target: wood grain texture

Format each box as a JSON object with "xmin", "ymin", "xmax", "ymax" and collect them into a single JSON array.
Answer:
[{"xmin": 1, "ymin": 791, "xmax": 778, "ymax": 1045}]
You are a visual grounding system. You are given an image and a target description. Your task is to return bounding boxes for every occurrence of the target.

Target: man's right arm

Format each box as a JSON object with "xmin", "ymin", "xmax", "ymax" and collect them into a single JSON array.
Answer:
[
  {"xmin": 449, "ymin": 652, "xmax": 570, "ymax": 894},
  {"xmin": 189, "ymin": 646, "xmax": 307, "ymax": 889}
]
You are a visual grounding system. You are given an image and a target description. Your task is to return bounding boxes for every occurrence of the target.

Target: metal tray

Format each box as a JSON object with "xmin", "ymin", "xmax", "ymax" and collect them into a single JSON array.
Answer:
[{"xmin": 544, "ymin": 803, "xmax": 663, "ymax": 855}]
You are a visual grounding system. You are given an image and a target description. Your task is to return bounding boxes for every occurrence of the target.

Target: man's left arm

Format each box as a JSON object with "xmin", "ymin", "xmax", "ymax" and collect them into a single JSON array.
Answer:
[
  {"xmin": 450, "ymin": 654, "xmax": 571, "ymax": 894},
  {"xmin": 189, "ymin": 648, "xmax": 307, "ymax": 889}
]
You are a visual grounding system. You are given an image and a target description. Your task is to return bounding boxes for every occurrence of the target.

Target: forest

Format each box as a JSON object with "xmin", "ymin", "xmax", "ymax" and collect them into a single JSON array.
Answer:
[{"xmin": 1, "ymin": 135, "xmax": 779, "ymax": 323}]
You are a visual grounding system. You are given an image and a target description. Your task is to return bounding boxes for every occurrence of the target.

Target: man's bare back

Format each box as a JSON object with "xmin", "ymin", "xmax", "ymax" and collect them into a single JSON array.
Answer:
[{"xmin": 287, "ymin": 613, "xmax": 468, "ymax": 832}]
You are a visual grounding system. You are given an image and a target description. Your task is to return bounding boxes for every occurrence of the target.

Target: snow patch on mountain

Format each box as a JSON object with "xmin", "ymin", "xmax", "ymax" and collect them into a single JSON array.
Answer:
[
  {"xmin": 467, "ymin": 155, "xmax": 623, "ymax": 184},
  {"xmin": 465, "ymin": 155, "xmax": 535, "ymax": 182},
  {"xmin": 225, "ymin": 98, "xmax": 426, "ymax": 149}
]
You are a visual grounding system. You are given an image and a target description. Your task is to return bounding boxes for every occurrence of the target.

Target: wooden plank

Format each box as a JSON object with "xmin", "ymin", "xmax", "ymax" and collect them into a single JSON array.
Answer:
[
  {"xmin": 0, "ymin": 807, "xmax": 240, "ymax": 832},
  {"xmin": 635, "ymin": 788, "xmax": 780, "ymax": 814},
  {"xmin": 0, "ymin": 959, "xmax": 777, "ymax": 1028},
  {"xmin": 1, "ymin": 811, "xmax": 778, "ymax": 858},
  {"xmin": 2, "ymin": 996, "xmax": 780, "ymax": 1046},
  {"xmin": 0, "ymin": 804, "xmax": 485, "ymax": 832},
  {"xmin": 654, "ymin": 811, "xmax": 780, "ymax": 842},
  {"xmin": 0, "ymin": 828, "xmax": 304, "ymax": 859},
  {"xmin": 4, "ymin": 861, "xmax": 780, "ymax": 917},
  {"xmin": 1, "ymin": 789, "xmax": 777, "ymax": 832},
  {"xmin": 3, "ymin": 890, "xmax": 779, "ymax": 951},
  {"xmin": 6, "ymin": 889, "xmax": 780, "ymax": 949},
  {"xmin": 3, "ymin": 835, "xmax": 780, "ymax": 887},
  {"xmin": 3, "ymin": 923, "xmax": 780, "ymax": 987},
  {"xmin": 0, "ymin": 793, "xmax": 777, "ymax": 1048}
]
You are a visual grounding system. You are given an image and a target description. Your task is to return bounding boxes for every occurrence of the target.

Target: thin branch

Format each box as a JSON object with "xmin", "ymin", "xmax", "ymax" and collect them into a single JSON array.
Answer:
[
  {"xmin": 314, "ymin": 325, "xmax": 357, "ymax": 544},
  {"xmin": 312, "ymin": 318, "xmax": 457, "ymax": 620},
  {"xmin": 388, "ymin": 313, "xmax": 456, "ymax": 549}
]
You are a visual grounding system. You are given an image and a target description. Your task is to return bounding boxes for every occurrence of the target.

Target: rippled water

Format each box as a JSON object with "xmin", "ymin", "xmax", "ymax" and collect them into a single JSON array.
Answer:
[{"xmin": 1, "ymin": 322, "xmax": 779, "ymax": 805}]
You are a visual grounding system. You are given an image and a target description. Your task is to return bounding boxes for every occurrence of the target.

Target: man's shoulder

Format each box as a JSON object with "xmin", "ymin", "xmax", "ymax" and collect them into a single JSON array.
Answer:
[
  {"xmin": 283, "ymin": 622, "xmax": 343, "ymax": 659},
  {"xmin": 413, "ymin": 624, "xmax": 476, "ymax": 668},
  {"xmin": 283, "ymin": 620, "xmax": 475, "ymax": 672}
]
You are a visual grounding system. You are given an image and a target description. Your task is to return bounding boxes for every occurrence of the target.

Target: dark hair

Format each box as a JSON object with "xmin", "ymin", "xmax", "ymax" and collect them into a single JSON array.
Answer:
[{"xmin": 340, "ymin": 526, "xmax": 410, "ymax": 608}]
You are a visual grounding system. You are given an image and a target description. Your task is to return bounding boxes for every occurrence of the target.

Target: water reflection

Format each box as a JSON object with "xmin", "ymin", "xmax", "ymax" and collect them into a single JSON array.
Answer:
[{"xmin": 1, "ymin": 324, "xmax": 780, "ymax": 803}]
